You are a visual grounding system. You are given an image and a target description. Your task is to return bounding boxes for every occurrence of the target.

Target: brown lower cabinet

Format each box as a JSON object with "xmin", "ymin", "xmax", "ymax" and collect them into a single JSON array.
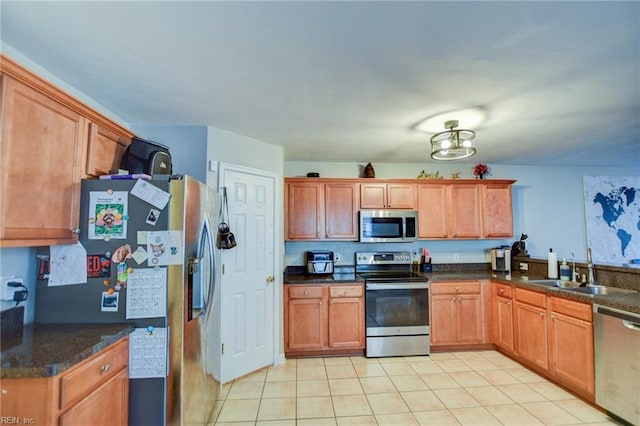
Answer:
[
  {"xmin": 284, "ymin": 283, "xmax": 365, "ymax": 356},
  {"xmin": 0, "ymin": 337, "xmax": 129, "ymax": 425},
  {"xmin": 430, "ymin": 281, "xmax": 483, "ymax": 345},
  {"xmin": 496, "ymin": 283, "xmax": 595, "ymax": 400}
]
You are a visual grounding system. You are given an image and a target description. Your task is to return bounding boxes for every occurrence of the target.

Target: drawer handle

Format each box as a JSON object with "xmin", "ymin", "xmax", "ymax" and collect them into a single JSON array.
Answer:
[
  {"xmin": 499, "ymin": 288, "xmax": 505, "ymax": 294},
  {"xmin": 304, "ymin": 291, "xmax": 308, "ymax": 295},
  {"xmin": 100, "ymin": 364, "xmax": 111, "ymax": 373}
]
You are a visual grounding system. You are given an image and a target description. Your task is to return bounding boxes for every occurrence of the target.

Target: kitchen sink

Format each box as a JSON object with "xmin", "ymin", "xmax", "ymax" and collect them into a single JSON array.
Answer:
[
  {"xmin": 527, "ymin": 279, "xmax": 583, "ymax": 288},
  {"xmin": 526, "ymin": 280, "xmax": 637, "ymax": 295},
  {"xmin": 565, "ymin": 285, "xmax": 637, "ymax": 296}
]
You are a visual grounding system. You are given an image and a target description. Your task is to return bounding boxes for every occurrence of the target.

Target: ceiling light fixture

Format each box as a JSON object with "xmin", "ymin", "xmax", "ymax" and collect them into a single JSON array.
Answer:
[{"xmin": 430, "ymin": 120, "xmax": 477, "ymax": 161}]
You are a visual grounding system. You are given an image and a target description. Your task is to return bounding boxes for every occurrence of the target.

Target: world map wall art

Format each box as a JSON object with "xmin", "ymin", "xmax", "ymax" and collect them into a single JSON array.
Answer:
[{"xmin": 583, "ymin": 176, "xmax": 640, "ymax": 266}]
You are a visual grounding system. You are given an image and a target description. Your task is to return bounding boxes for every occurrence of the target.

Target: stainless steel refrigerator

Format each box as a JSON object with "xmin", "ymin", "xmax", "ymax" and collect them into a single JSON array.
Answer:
[{"xmin": 35, "ymin": 175, "xmax": 221, "ymax": 425}]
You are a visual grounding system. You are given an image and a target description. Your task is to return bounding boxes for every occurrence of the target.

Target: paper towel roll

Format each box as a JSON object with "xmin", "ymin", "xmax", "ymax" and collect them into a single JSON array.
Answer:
[{"xmin": 547, "ymin": 249, "xmax": 558, "ymax": 279}]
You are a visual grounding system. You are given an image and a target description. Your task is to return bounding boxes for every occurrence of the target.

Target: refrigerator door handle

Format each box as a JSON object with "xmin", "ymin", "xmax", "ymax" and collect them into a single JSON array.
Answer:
[{"xmin": 200, "ymin": 214, "xmax": 216, "ymax": 319}]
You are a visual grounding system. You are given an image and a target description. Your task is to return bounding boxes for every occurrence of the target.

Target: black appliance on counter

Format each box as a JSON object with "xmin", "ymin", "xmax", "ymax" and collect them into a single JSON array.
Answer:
[
  {"xmin": 511, "ymin": 233, "xmax": 529, "ymax": 257},
  {"xmin": 356, "ymin": 251, "xmax": 430, "ymax": 357},
  {"xmin": 305, "ymin": 251, "xmax": 334, "ymax": 275}
]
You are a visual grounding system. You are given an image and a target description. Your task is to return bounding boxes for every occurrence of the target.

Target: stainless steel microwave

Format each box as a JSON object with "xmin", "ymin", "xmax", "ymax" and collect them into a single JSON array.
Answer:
[{"xmin": 359, "ymin": 210, "xmax": 418, "ymax": 243}]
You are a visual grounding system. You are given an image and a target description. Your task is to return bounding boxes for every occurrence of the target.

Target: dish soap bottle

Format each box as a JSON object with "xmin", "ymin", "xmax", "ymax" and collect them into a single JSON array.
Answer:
[
  {"xmin": 547, "ymin": 248, "xmax": 558, "ymax": 279},
  {"xmin": 559, "ymin": 258, "xmax": 571, "ymax": 281}
]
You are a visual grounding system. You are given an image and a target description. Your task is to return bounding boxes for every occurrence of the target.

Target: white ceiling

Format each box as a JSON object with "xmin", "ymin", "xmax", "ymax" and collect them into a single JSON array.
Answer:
[{"xmin": 2, "ymin": 1, "xmax": 639, "ymax": 167}]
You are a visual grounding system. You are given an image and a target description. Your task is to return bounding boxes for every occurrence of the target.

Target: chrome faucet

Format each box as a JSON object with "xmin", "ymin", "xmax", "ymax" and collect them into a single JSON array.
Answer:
[
  {"xmin": 570, "ymin": 252, "xmax": 577, "ymax": 281},
  {"xmin": 586, "ymin": 248, "xmax": 595, "ymax": 285}
]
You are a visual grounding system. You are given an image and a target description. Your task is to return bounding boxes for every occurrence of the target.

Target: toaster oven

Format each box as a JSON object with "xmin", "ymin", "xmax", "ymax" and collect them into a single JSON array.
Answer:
[{"xmin": 305, "ymin": 251, "xmax": 334, "ymax": 275}]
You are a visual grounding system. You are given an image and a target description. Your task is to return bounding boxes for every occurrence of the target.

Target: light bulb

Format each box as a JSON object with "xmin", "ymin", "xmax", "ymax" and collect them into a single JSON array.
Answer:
[
  {"xmin": 462, "ymin": 140, "xmax": 472, "ymax": 148},
  {"xmin": 441, "ymin": 140, "xmax": 451, "ymax": 149}
]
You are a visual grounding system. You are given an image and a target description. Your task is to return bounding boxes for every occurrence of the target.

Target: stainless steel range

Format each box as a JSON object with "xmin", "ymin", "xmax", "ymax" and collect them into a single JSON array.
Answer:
[{"xmin": 356, "ymin": 251, "xmax": 430, "ymax": 357}]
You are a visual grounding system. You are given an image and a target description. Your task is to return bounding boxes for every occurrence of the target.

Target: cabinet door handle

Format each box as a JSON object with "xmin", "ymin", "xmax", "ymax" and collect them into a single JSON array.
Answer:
[
  {"xmin": 539, "ymin": 312, "xmax": 545, "ymax": 317},
  {"xmin": 71, "ymin": 228, "xmax": 80, "ymax": 234},
  {"xmin": 550, "ymin": 314, "xmax": 555, "ymax": 320},
  {"xmin": 100, "ymin": 364, "xmax": 111, "ymax": 373},
  {"xmin": 304, "ymin": 291, "xmax": 308, "ymax": 295},
  {"xmin": 499, "ymin": 288, "xmax": 505, "ymax": 294},
  {"xmin": 455, "ymin": 287, "xmax": 459, "ymax": 292},
  {"xmin": 507, "ymin": 301, "xmax": 511, "ymax": 306}
]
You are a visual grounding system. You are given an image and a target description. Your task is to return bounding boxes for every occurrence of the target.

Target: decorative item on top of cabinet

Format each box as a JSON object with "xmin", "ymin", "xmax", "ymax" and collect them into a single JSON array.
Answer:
[{"xmin": 363, "ymin": 162, "xmax": 375, "ymax": 178}]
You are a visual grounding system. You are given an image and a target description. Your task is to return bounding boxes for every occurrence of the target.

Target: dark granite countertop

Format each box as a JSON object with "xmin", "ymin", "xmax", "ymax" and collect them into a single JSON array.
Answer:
[
  {"xmin": 1, "ymin": 323, "xmax": 134, "ymax": 379},
  {"xmin": 284, "ymin": 267, "xmax": 640, "ymax": 314}
]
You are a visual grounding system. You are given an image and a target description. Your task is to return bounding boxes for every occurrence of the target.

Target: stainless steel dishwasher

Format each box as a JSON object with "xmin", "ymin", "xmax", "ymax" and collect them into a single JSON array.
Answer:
[{"xmin": 594, "ymin": 304, "xmax": 640, "ymax": 425}]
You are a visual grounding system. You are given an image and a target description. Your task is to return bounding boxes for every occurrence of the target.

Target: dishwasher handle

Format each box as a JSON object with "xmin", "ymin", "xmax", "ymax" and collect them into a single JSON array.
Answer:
[
  {"xmin": 595, "ymin": 304, "xmax": 640, "ymax": 324},
  {"xmin": 623, "ymin": 320, "xmax": 640, "ymax": 331}
]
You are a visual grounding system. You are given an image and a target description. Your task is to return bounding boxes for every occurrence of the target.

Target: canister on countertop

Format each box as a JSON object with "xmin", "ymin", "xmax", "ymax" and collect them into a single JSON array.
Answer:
[
  {"xmin": 547, "ymin": 248, "xmax": 558, "ymax": 279},
  {"xmin": 560, "ymin": 259, "xmax": 571, "ymax": 281}
]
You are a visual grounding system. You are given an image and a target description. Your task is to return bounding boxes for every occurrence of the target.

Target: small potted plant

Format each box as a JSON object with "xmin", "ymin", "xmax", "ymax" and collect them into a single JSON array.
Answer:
[{"xmin": 473, "ymin": 163, "xmax": 488, "ymax": 179}]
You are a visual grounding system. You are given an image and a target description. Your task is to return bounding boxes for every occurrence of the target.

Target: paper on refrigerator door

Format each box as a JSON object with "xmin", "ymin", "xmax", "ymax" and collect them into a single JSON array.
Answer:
[
  {"xmin": 48, "ymin": 242, "xmax": 88, "ymax": 286},
  {"xmin": 128, "ymin": 327, "xmax": 168, "ymax": 379},
  {"xmin": 130, "ymin": 179, "xmax": 171, "ymax": 210},
  {"xmin": 88, "ymin": 191, "xmax": 128, "ymax": 240},
  {"xmin": 147, "ymin": 230, "xmax": 183, "ymax": 266},
  {"xmin": 126, "ymin": 267, "xmax": 167, "ymax": 319}
]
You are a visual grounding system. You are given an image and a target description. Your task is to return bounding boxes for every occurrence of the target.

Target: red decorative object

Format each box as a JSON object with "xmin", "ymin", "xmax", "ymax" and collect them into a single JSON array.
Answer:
[{"xmin": 474, "ymin": 163, "xmax": 488, "ymax": 179}]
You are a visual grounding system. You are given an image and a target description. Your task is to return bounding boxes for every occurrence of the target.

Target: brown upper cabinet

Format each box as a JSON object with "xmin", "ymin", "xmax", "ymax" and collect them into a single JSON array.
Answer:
[
  {"xmin": 285, "ymin": 178, "xmax": 514, "ymax": 241},
  {"xmin": 360, "ymin": 182, "xmax": 416, "ymax": 209},
  {"xmin": 285, "ymin": 179, "xmax": 360, "ymax": 241},
  {"xmin": 0, "ymin": 55, "xmax": 134, "ymax": 248},
  {"xmin": 84, "ymin": 122, "xmax": 131, "ymax": 178},
  {"xmin": 417, "ymin": 180, "xmax": 515, "ymax": 240}
]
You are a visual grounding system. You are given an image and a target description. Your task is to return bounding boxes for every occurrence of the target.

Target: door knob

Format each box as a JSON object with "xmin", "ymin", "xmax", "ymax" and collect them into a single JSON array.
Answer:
[{"xmin": 266, "ymin": 276, "xmax": 275, "ymax": 283}]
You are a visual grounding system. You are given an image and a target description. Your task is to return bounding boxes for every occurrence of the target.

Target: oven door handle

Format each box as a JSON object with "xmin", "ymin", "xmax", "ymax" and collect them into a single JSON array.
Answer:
[{"xmin": 366, "ymin": 282, "xmax": 430, "ymax": 290}]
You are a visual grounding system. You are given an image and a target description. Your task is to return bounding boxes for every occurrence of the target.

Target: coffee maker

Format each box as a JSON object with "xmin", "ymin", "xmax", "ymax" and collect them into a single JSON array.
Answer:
[{"xmin": 490, "ymin": 246, "xmax": 512, "ymax": 274}]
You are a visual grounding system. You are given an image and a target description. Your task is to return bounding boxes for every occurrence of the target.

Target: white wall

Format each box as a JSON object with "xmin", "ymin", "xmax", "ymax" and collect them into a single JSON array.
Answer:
[
  {"xmin": 206, "ymin": 127, "xmax": 285, "ymax": 187},
  {"xmin": 2, "ymin": 43, "xmax": 130, "ymax": 126},
  {"xmin": 285, "ymin": 161, "xmax": 639, "ymax": 265},
  {"xmin": 132, "ymin": 125, "xmax": 208, "ymax": 183},
  {"xmin": 0, "ymin": 248, "xmax": 37, "ymax": 323}
]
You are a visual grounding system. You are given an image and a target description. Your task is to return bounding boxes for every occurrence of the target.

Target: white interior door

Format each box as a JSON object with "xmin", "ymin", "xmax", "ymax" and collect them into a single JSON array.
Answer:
[{"xmin": 219, "ymin": 164, "xmax": 277, "ymax": 383}]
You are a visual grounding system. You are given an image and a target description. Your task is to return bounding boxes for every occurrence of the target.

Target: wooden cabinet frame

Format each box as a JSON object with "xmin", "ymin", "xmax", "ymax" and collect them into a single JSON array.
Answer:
[
  {"xmin": 417, "ymin": 180, "xmax": 515, "ymax": 240},
  {"xmin": 0, "ymin": 55, "xmax": 133, "ymax": 247},
  {"xmin": 0, "ymin": 338, "xmax": 129, "ymax": 425},
  {"xmin": 502, "ymin": 285, "xmax": 595, "ymax": 400},
  {"xmin": 285, "ymin": 178, "xmax": 515, "ymax": 242},
  {"xmin": 284, "ymin": 283, "xmax": 364, "ymax": 357}
]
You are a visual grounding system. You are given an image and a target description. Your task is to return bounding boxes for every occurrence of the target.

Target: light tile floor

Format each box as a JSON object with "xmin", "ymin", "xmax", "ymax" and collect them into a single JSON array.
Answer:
[{"xmin": 208, "ymin": 350, "xmax": 622, "ymax": 425}]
